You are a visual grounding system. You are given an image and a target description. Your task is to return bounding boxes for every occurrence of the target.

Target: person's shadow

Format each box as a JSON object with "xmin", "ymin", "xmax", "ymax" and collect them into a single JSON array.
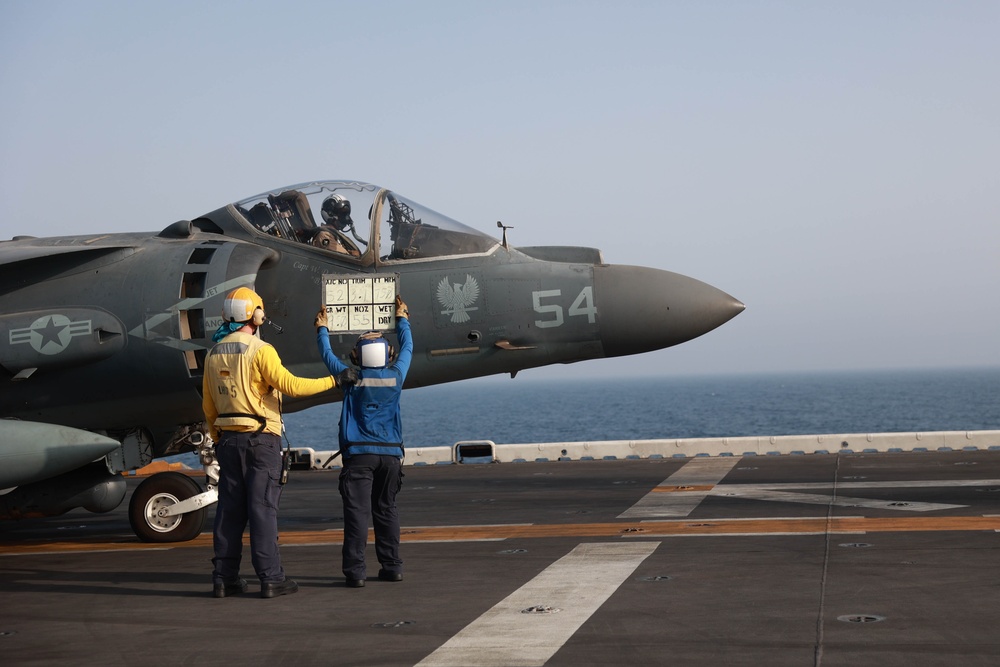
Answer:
[{"xmin": 0, "ymin": 566, "xmax": 211, "ymax": 598}]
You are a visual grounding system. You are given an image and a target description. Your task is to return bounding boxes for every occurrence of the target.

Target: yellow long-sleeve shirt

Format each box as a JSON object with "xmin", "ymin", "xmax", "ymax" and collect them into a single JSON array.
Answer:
[{"xmin": 202, "ymin": 331, "xmax": 334, "ymax": 441}]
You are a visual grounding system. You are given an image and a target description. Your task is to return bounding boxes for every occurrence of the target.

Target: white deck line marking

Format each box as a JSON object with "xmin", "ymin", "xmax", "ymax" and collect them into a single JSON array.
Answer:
[
  {"xmin": 720, "ymin": 479, "xmax": 1000, "ymax": 491},
  {"xmin": 620, "ymin": 470, "xmax": 991, "ymax": 518},
  {"xmin": 708, "ymin": 487, "xmax": 963, "ymax": 511},
  {"xmin": 415, "ymin": 542, "xmax": 658, "ymax": 667},
  {"xmin": 617, "ymin": 457, "xmax": 741, "ymax": 519}
]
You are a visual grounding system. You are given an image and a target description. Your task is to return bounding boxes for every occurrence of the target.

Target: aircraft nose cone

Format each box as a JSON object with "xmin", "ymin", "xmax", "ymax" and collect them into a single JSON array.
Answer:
[{"xmin": 594, "ymin": 264, "xmax": 744, "ymax": 358}]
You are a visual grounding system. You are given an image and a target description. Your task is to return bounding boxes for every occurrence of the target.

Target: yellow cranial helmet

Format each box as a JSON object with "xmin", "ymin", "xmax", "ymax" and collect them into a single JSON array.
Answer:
[{"xmin": 222, "ymin": 287, "xmax": 265, "ymax": 324}]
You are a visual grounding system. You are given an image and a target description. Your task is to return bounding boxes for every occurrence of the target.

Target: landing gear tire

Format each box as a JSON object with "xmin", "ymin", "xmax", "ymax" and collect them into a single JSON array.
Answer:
[{"xmin": 128, "ymin": 471, "xmax": 207, "ymax": 543}]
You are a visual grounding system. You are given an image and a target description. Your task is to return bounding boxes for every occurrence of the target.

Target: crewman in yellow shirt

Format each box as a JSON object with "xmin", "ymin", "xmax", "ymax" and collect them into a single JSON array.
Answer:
[{"xmin": 202, "ymin": 287, "xmax": 351, "ymax": 599}]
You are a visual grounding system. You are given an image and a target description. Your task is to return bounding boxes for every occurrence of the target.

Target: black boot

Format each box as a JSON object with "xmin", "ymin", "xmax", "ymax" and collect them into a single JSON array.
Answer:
[{"xmin": 260, "ymin": 578, "xmax": 299, "ymax": 599}]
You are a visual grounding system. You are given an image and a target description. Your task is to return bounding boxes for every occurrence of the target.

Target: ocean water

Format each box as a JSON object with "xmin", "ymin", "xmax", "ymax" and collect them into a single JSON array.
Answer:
[{"xmin": 281, "ymin": 367, "xmax": 1000, "ymax": 452}]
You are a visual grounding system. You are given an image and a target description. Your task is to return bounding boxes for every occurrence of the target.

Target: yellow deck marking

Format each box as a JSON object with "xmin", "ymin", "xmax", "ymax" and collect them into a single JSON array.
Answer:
[{"xmin": 4, "ymin": 516, "xmax": 1000, "ymax": 555}]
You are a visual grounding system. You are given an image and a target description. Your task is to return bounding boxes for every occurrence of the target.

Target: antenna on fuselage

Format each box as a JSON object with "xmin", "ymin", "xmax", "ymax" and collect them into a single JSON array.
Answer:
[{"xmin": 497, "ymin": 220, "xmax": 513, "ymax": 250}]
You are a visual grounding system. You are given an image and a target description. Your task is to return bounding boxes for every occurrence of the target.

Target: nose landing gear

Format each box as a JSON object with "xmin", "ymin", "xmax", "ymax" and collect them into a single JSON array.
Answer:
[{"xmin": 127, "ymin": 431, "xmax": 220, "ymax": 543}]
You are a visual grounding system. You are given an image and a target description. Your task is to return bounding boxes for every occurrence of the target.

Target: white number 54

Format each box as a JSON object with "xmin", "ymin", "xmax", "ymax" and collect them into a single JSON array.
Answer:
[{"xmin": 532, "ymin": 286, "xmax": 596, "ymax": 328}]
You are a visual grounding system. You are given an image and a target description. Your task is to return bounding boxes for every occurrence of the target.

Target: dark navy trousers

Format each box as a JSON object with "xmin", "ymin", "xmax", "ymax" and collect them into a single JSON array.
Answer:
[
  {"xmin": 339, "ymin": 454, "xmax": 403, "ymax": 580},
  {"xmin": 212, "ymin": 431, "xmax": 286, "ymax": 584}
]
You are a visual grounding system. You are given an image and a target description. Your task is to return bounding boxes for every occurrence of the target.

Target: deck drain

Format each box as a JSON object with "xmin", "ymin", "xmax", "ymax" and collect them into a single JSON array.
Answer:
[
  {"xmin": 637, "ymin": 575, "xmax": 672, "ymax": 582},
  {"xmin": 838, "ymin": 614, "xmax": 886, "ymax": 624},
  {"xmin": 498, "ymin": 548, "xmax": 528, "ymax": 555},
  {"xmin": 622, "ymin": 527, "xmax": 646, "ymax": 533},
  {"xmin": 838, "ymin": 542, "xmax": 873, "ymax": 548},
  {"xmin": 371, "ymin": 621, "xmax": 416, "ymax": 629},
  {"xmin": 887, "ymin": 502, "xmax": 911, "ymax": 507},
  {"xmin": 522, "ymin": 605, "xmax": 561, "ymax": 614}
]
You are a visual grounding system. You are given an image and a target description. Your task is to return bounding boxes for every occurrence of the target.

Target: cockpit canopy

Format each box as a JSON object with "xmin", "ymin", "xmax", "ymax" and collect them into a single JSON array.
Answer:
[{"xmin": 232, "ymin": 181, "xmax": 500, "ymax": 263}]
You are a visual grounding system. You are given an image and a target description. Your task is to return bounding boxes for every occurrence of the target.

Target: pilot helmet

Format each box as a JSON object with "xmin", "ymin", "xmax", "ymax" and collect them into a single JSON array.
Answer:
[
  {"xmin": 222, "ymin": 287, "xmax": 265, "ymax": 324},
  {"xmin": 321, "ymin": 194, "xmax": 353, "ymax": 230},
  {"xmin": 350, "ymin": 331, "xmax": 394, "ymax": 369}
]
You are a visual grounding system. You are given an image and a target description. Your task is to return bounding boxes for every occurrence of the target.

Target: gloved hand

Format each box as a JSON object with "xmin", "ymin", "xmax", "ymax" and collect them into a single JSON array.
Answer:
[
  {"xmin": 395, "ymin": 295, "xmax": 409, "ymax": 319},
  {"xmin": 336, "ymin": 367, "xmax": 359, "ymax": 388},
  {"xmin": 314, "ymin": 308, "xmax": 329, "ymax": 329}
]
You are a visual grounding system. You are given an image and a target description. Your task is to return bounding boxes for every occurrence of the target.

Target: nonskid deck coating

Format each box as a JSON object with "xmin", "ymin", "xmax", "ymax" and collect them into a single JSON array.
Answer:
[{"xmin": 2, "ymin": 451, "xmax": 1000, "ymax": 666}]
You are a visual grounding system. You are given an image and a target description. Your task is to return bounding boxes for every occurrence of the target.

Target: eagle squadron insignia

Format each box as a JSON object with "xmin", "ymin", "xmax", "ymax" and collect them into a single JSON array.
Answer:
[{"xmin": 436, "ymin": 274, "xmax": 480, "ymax": 323}]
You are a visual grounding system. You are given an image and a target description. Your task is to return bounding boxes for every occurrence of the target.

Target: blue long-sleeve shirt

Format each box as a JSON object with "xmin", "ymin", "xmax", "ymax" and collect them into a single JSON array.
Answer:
[{"xmin": 316, "ymin": 318, "xmax": 412, "ymax": 458}]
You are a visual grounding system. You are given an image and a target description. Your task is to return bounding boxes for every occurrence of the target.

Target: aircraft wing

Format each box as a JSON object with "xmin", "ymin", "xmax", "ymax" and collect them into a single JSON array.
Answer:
[
  {"xmin": 0, "ymin": 242, "xmax": 139, "ymax": 296},
  {"xmin": 0, "ymin": 244, "xmax": 123, "ymax": 264}
]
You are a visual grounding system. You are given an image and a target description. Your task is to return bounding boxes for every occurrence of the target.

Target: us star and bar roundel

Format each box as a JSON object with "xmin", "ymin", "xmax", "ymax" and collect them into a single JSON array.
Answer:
[{"xmin": 322, "ymin": 274, "xmax": 399, "ymax": 333}]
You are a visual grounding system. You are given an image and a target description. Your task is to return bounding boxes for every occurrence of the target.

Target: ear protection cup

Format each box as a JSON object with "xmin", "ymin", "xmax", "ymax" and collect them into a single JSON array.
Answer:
[{"xmin": 252, "ymin": 308, "xmax": 266, "ymax": 327}]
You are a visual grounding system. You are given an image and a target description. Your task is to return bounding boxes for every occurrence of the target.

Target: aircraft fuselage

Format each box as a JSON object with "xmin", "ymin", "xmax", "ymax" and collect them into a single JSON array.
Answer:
[{"xmin": 0, "ymin": 180, "xmax": 743, "ymax": 535}]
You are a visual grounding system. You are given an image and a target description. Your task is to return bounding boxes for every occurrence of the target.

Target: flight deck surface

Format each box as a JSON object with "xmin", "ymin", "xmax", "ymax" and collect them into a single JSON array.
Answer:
[{"xmin": 2, "ymin": 450, "xmax": 1000, "ymax": 666}]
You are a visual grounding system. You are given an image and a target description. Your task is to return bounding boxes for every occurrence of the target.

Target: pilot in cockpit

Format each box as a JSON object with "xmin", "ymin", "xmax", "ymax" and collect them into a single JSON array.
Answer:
[
  {"xmin": 309, "ymin": 195, "xmax": 363, "ymax": 257},
  {"xmin": 321, "ymin": 194, "xmax": 353, "ymax": 232}
]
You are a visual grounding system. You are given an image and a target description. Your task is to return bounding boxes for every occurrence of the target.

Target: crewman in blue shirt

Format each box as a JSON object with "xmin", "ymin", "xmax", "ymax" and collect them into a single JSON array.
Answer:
[{"xmin": 315, "ymin": 295, "xmax": 412, "ymax": 587}]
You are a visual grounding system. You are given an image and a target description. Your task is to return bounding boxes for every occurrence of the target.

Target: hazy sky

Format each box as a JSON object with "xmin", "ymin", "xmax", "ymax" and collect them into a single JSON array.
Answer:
[{"xmin": 1, "ymin": 1, "xmax": 997, "ymax": 380}]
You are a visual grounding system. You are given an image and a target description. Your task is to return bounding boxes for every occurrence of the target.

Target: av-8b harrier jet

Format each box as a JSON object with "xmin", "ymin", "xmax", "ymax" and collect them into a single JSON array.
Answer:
[{"xmin": 0, "ymin": 180, "xmax": 743, "ymax": 541}]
